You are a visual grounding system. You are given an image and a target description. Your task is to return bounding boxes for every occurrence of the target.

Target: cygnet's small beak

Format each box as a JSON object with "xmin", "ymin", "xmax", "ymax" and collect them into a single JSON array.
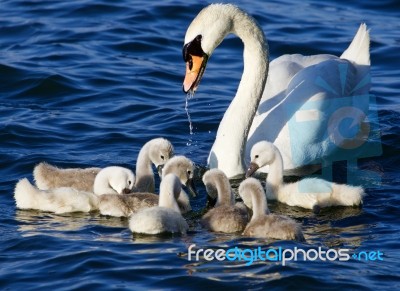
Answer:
[
  {"xmin": 245, "ymin": 162, "xmax": 260, "ymax": 178},
  {"xmin": 206, "ymin": 194, "xmax": 217, "ymax": 208},
  {"xmin": 157, "ymin": 165, "xmax": 164, "ymax": 178},
  {"xmin": 185, "ymin": 178, "xmax": 197, "ymax": 197},
  {"xmin": 122, "ymin": 188, "xmax": 131, "ymax": 194}
]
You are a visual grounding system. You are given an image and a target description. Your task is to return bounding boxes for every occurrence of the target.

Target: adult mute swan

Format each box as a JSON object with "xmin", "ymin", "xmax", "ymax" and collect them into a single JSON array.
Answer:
[
  {"xmin": 183, "ymin": 4, "xmax": 370, "ymax": 178},
  {"xmin": 33, "ymin": 138, "xmax": 173, "ymax": 193},
  {"xmin": 201, "ymin": 169, "xmax": 248, "ymax": 233},
  {"xmin": 246, "ymin": 141, "xmax": 365, "ymax": 211},
  {"xmin": 239, "ymin": 178, "xmax": 304, "ymax": 241},
  {"xmin": 129, "ymin": 174, "xmax": 189, "ymax": 235},
  {"xmin": 14, "ymin": 166, "xmax": 134, "ymax": 214}
]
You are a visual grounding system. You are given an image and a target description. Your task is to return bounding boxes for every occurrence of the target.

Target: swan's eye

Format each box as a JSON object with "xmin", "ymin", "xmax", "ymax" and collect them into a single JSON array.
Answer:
[
  {"xmin": 128, "ymin": 180, "xmax": 132, "ymax": 185},
  {"xmin": 255, "ymin": 155, "xmax": 259, "ymax": 159},
  {"xmin": 188, "ymin": 58, "xmax": 193, "ymax": 70},
  {"xmin": 187, "ymin": 170, "xmax": 191, "ymax": 176},
  {"xmin": 183, "ymin": 34, "xmax": 204, "ymax": 62},
  {"xmin": 160, "ymin": 155, "xmax": 164, "ymax": 160}
]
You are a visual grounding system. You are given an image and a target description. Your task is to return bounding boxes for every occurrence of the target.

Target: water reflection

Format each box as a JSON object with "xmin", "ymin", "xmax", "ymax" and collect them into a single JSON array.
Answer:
[
  {"xmin": 14, "ymin": 198, "xmax": 368, "ymax": 248},
  {"xmin": 15, "ymin": 209, "xmax": 130, "ymax": 242}
]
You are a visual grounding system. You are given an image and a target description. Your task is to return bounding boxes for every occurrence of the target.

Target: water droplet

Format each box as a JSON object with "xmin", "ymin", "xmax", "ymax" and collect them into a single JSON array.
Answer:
[{"xmin": 185, "ymin": 93, "xmax": 194, "ymax": 135}]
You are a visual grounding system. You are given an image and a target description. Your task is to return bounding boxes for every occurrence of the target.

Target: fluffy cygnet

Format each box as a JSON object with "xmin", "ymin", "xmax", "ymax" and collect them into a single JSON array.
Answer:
[
  {"xmin": 161, "ymin": 155, "xmax": 197, "ymax": 213},
  {"xmin": 239, "ymin": 178, "xmax": 305, "ymax": 241},
  {"xmin": 134, "ymin": 137, "xmax": 174, "ymax": 193},
  {"xmin": 98, "ymin": 193, "xmax": 158, "ymax": 217},
  {"xmin": 14, "ymin": 166, "xmax": 134, "ymax": 214},
  {"xmin": 247, "ymin": 141, "xmax": 365, "ymax": 211},
  {"xmin": 201, "ymin": 169, "xmax": 248, "ymax": 233},
  {"xmin": 98, "ymin": 155, "xmax": 197, "ymax": 217},
  {"xmin": 33, "ymin": 137, "xmax": 173, "ymax": 193},
  {"xmin": 129, "ymin": 174, "xmax": 189, "ymax": 235},
  {"xmin": 33, "ymin": 162, "xmax": 100, "ymax": 192},
  {"xmin": 93, "ymin": 166, "xmax": 135, "ymax": 195}
]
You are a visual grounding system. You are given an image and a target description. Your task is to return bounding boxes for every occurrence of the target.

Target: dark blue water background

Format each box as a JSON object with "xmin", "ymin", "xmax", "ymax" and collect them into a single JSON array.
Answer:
[{"xmin": 1, "ymin": 0, "xmax": 399, "ymax": 289}]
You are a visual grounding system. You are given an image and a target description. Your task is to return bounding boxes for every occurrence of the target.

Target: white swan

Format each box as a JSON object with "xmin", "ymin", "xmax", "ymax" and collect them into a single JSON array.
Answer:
[
  {"xmin": 239, "ymin": 178, "xmax": 304, "ymax": 241},
  {"xmin": 129, "ymin": 174, "xmax": 189, "ymax": 235},
  {"xmin": 97, "ymin": 155, "xmax": 195, "ymax": 217},
  {"xmin": 183, "ymin": 4, "xmax": 370, "ymax": 178},
  {"xmin": 246, "ymin": 141, "xmax": 365, "ymax": 211},
  {"xmin": 33, "ymin": 137, "xmax": 173, "ymax": 193},
  {"xmin": 201, "ymin": 169, "xmax": 248, "ymax": 233},
  {"xmin": 14, "ymin": 166, "xmax": 134, "ymax": 214}
]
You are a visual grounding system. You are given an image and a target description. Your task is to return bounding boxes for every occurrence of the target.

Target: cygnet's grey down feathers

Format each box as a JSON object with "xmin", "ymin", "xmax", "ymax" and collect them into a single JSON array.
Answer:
[{"xmin": 201, "ymin": 169, "xmax": 248, "ymax": 233}]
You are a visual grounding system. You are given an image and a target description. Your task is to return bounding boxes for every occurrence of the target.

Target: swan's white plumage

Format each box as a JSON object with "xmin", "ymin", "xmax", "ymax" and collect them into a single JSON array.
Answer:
[
  {"xmin": 249, "ymin": 141, "xmax": 365, "ymax": 209},
  {"xmin": 14, "ymin": 166, "xmax": 134, "ymax": 214},
  {"xmin": 129, "ymin": 174, "xmax": 188, "ymax": 235},
  {"xmin": 184, "ymin": 4, "xmax": 370, "ymax": 178},
  {"xmin": 239, "ymin": 178, "xmax": 304, "ymax": 241}
]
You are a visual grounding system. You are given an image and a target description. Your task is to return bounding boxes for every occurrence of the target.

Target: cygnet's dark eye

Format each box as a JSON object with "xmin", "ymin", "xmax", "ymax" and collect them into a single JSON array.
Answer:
[
  {"xmin": 187, "ymin": 170, "xmax": 191, "ymax": 175},
  {"xmin": 255, "ymin": 155, "xmax": 259, "ymax": 159},
  {"xmin": 160, "ymin": 155, "xmax": 165, "ymax": 160}
]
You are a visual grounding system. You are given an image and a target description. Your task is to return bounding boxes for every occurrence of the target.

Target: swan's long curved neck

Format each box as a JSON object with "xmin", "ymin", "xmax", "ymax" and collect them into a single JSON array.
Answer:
[
  {"xmin": 94, "ymin": 178, "xmax": 117, "ymax": 196},
  {"xmin": 214, "ymin": 178, "xmax": 233, "ymax": 206},
  {"xmin": 251, "ymin": 187, "xmax": 267, "ymax": 220},
  {"xmin": 209, "ymin": 11, "xmax": 269, "ymax": 178},
  {"xmin": 266, "ymin": 147, "xmax": 284, "ymax": 197},
  {"xmin": 135, "ymin": 143, "xmax": 154, "ymax": 190},
  {"xmin": 159, "ymin": 183, "xmax": 181, "ymax": 213}
]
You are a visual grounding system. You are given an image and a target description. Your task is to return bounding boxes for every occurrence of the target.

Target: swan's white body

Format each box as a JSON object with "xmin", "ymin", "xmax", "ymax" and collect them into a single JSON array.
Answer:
[
  {"xmin": 97, "ymin": 156, "xmax": 195, "ymax": 217},
  {"xmin": 201, "ymin": 169, "xmax": 248, "ymax": 233},
  {"xmin": 33, "ymin": 138, "xmax": 173, "ymax": 193},
  {"xmin": 239, "ymin": 178, "xmax": 304, "ymax": 241},
  {"xmin": 129, "ymin": 174, "xmax": 188, "ymax": 235},
  {"xmin": 248, "ymin": 141, "xmax": 365, "ymax": 210},
  {"xmin": 184, "ymin": 4, "xmax": 370, "ymax": 178},
  {"xmin": 14, "ymin": 166, "xmax": 134, "ymax": 214}
]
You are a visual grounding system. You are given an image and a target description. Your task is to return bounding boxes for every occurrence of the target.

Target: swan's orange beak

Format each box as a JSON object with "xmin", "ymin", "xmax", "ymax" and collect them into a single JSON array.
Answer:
[{"xmin": 183, "ymin": 54, "xmax": 208, "ymax": 94}]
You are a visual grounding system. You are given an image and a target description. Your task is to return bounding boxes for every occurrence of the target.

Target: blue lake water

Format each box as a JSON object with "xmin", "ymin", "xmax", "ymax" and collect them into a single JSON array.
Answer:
[{"xmin": 1, "ymin": 0, "xmax": 399, "ymax": 289}]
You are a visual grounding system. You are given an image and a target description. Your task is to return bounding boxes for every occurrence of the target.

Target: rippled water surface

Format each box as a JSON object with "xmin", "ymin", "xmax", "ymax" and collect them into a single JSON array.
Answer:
[{"xmin": 1, "ymin": 0, "xmax": 399, "ymax": 289}]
